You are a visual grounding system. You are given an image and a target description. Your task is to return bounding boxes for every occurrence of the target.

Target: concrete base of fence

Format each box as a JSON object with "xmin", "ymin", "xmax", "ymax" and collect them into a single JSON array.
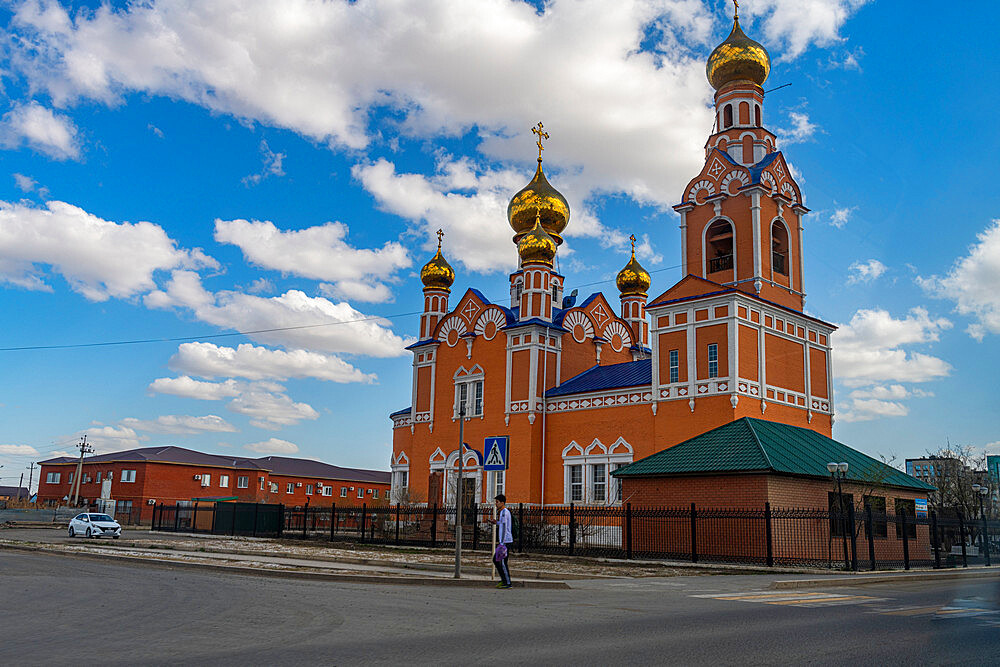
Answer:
[{"xmin": 773, "ymin": 568, "xmax": 1000, "ymax": 590}]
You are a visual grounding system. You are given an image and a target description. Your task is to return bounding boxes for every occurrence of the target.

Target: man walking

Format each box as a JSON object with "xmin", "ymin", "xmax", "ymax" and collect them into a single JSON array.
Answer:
[{"xmin": 491, "ymin": 494, "xmax": 513, "ymax": 588}]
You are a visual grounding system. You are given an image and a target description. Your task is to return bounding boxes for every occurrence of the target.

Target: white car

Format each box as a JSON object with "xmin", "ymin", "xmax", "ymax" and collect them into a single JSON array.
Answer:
[{"xmin": 68, "ymin": 513, "xmax": 122, "ymax": 539}]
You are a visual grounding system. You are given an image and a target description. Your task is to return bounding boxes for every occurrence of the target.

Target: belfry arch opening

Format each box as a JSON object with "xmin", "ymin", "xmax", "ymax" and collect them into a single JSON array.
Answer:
[
  {"xmin": 705, "ymin": 219, "xmax": 734, "ymax": 277},
  {"xmin": 771, "ymin": 220, "xmax": 789, "ymax": 276},
  {"xmin": 723, "ymin": 104, "xmax": 733, "ymax": 129}
]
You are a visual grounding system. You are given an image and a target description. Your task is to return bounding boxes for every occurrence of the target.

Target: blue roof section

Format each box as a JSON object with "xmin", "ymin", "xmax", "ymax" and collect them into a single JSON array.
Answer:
[
  {"xmin": 468, "ymin": 288, "xmax": 491, "ymax": 304},
  {"xmin": 578, "ymin": 292, "xmax": 602, "ymax": 309},
  {"xmin": 389, "ymin": 406, "xmax": 411, "ymax": 418},
  {"xmin": 404, "ymin": 338, "xmax": 438, "ymax": 350},
  {"xmin": 748, "ymin": 151, "xmax": 779, "ymax": 183},
  {"xmin": 547, "ymin": 359, "xmax": 651, "ymax": 397},
  {"xmin": 503, "ymin": 318, "xmax": 567, "ymax": 332}
]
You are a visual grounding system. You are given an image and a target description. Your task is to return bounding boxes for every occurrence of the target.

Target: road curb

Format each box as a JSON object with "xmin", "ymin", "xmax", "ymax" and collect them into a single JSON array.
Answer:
[
  {"xmin": 0, "ymin": 542, "xmax": 570, "ymax": 589},
  {"xmin": 773, "ymin": 568, "xmax": 1000, "ymax": 589}
]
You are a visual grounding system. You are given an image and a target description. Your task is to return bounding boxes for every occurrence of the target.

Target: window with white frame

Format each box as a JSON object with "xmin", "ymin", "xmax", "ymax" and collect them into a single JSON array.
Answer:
[
  {"xmin": 219, "ymin": 475, "xmax": 229, "ymax": 488},
  {"xmin": 260, "ymin": 477, "xmax": 266, "ymax": 490},
  {"xmin": 202, "ymin": 473, "xmax": 211, "ymax": 487},
  {"xmin": 95, "ymin": 472, "xmax": 102, "ymax": 484},
  {"xmin": 391, "ymin": 452, "xmax": 410, "ymax": 503},
  {"xmin": 46, "ymin": 472, "xmax": 60, "ymax": 484},
  {"xmin": 454, "ymin": 378, "xmax": 484, "ymax": 417},
  {"xmin": 237, "ymin": 476, "xmax": 249, "ymax": 489},
  {"xmin": 68, "ymin": 472, "xmax": 74, "ymax": 484},
  {"xmin": 286, "ymin": 482, "xmax": 294, "ymax": 494},
  {"xmin": 373, "ymin": 489, "xmax": 379, "ymax": 499},
  {"xmin": 562, "ymin": 439, "xmax": 634, "ymax": 504},
  {"xmin": 489, "ymin": 470, "xmax": 505, "ymax": 498},
  {"xmin": 708, "ymin": 343, "xmax": 719, "ymax": 378},
  {"xmin": 357, "ymin": 487, "xmax": 364, "ymax": 499},
  {"xmin": 306, "ymin": 484, "xmax": 313, "ymax": 495},
  {"xmin": 322, "ymin": 486, "xmax": 333, "ymax": 497},
  {"xmin": 269, "ymin": 482, "xmax": 279, "ymax": 493},
  {"xmin": 121, "ymin": 470, "xmax": 136, "ymax": 483},
  {"xmin": 340, "ymin": 487, "xmax": 348, "ymax": 497},
  {"xmin": 669, "ymin": 349, "xmax": 679, "ymax": 383}
]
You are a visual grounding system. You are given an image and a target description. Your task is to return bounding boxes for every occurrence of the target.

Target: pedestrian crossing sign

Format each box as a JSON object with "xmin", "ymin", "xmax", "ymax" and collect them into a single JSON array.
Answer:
[{"xmin": 483, "ymin": 436, "xmax": 508, "ymax": 471}]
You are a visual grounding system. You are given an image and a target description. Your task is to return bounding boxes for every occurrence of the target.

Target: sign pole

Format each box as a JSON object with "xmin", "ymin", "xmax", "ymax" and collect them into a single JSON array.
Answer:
[
  {"xmin": 490, "ymin": 474, "xmax": 497, "ymax": 581},
  {"xmin": 453, "ymin": 404, "xmax": 464, "ymax": 579}
]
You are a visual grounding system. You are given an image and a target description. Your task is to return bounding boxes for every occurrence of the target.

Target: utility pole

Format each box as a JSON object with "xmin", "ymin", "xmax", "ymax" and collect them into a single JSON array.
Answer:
[
  {"xmin": 70, "ymin": 435, "xmax": 93, "ymax": 506},
  {"xmin": 454, "ymin": 402, "xmax": 465, "ymax": 579},
  {"xmin": 17, "ymin": 473, "xmax": 24, "ymax": 501},
  {"xmin": 26, "ymin": 462, "xmax": 36, "ymax": 500}
]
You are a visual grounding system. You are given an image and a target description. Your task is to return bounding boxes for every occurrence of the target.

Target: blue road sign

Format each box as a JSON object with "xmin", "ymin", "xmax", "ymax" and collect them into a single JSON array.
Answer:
[
  {"xmin": 483, "ymin": 436, "xmax": 508, "ymax": 471},
  {"xmin": 915, "ymin": 498, "xmax": 928, "ymax": 518}
]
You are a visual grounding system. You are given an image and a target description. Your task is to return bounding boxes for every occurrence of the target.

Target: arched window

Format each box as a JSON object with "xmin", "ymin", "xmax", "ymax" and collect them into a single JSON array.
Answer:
[
  {"xmin": 771, "ymin": 220, "xmax": 789, "ymax": 276},
  {"xmin": 723, "ymin": 104, "xmax": 733, "ymax": 128},
  {"xmin": 705, "ymin": 219, "xmax": 734, "ymax": 275},
  {"xmin": 754, "ymin": 104, "xmax": 762, "ymax": 127},
  {"xmin": 742, "ymin": 135, "xmax": 754, "ymax": 165},
  {"xmin": 738, "ymin": 101, "xmax": 750, "ymax": 125}
]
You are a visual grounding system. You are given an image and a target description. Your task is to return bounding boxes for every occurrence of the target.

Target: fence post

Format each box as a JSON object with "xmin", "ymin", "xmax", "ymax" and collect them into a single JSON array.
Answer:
[
  {"xmin": 901, "ymin": 509, "xmax": 910, "ymax": 570},
  {"xmin": 930, "ymin": 510, "xmax": 941, "ymax": 569},
  {"xmin": 518, "ymin": 503, "xmax": 524, "ymax": 554},
  {"xmin": 865, "ymin": 505, "xmax": 876, "ymax": 571},
  {"xmin": 173, "ymin": 504, "xmax": 180, "ymax": 532},
  {"xmin": 690, "ymin": 503, "xmax": 698, "ymax": 563},
  {"xmin": 625, "ymin": 503, "xmax": 633, "ymax": 560},
  {"xmin": 764, "ymin": 502, "xmax": 774, "ymax": 567},
  {"xmin": 848, "ymin": 503, "xmax": 858, "ymax": 571},
  {"xmin": 569, "ymin": 503, "xmax": 576, "ymax": 557},
  {"xmin": 395, "ymin": 503, "xmax": 401, "ymax": 545},
  {"xmin": 193, "ymin": 502, "xmax": 199, "ymax": 533},
  {"xmin": 360, "ymin": 503, "xmax": 367, "ymax": 543},
  {"xmin": 277, "ymin": 504, "xmax": 283, "ymax": 538},
  {"xmin": 330, "ymin": 503, "xmax": 337, "ymax": 541},
  {"xmin": 958, "ymin": 511, "xmax": 968, "ymax": 567},
  {"xmin": 303, "ymin": 502, "xmax": 309, "ymax": 538},
  {"xmin": 151, "ymin": 503, "xmax": 157, "ymax": 531},
  {"xmin": 982, "ymin": 514, "xmax": 992, "ymax": 567},
  {"xmin": 431, "ymin": 503, "xmax": 437, "ymax": 548},
  {"xmin": 472, "ymin": 504, "xmax": 479, "ymax": 551}
]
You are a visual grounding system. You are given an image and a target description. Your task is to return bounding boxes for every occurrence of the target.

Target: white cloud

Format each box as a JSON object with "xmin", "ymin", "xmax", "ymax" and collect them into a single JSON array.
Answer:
[
  {"xmin": 71, "ymin": 426, "xmax": 144, "ymax": 453},
  {"xmin": 214, "ymin": 217, "xmax": 410, "ymax": 299},
  {"xmin": 13, "ymin": 173, "xmax": 37, "ymax": 192},
  {"xmin": 120, "ymin": 415, "xmax": 238, "ymax": 434},
  {"xmin": 0, "ymin": 444, "xmax": 40, "ymax": 456},
  {"xmin": 242, "ymin": 140, "xmax": 286, "ymax": 186},
  {"xmin": 834, "ymin": 307, "xmax": 952, "ymax": 387},
  {"xmin": 168, "ymin": 341, "xmax": 376, "ymax": 383},
  {"xmin": 149, "ymin": 376, "xmax": 242, "ymax": 401},
  {"xmin": 0, "ymin": 200, "xmax": 217, "ymax": 300},
  {"xmin": 776, "ymin": 112, "xmax": 816, "ymax": 145},
  {"xmin": 244, "ymin": 437, "xmax": 299, "ymax": 454},
  {"xmin": 848, "ymin": 384, "xmax": 932, "ymax": 401},
  {"xmin": 838, "ymin": 397, "xmax": 908, "ymax": 423},
  {"xmin": 829, "ymin": 206, "xmax": 855, "ymax": 229},
  {"xmin": 145, "ymin": 270, "xmax": 411, "ymax": 357},
  {"xmin": 147, "ymin": 123, "xmax": 164, "ymax": 138},
  {"xmin": 747, "ymin": 0, "xmax": 873, "ymax": 60},
  {"xmin": 230, "ymin": 387, "xmax": 319, "ymax": 429},
  {"xmin": 847, "ymin": 258, "xmax": 887, "ymax": 284},
  {"xmin": 918, "ymin": 219, "xmax": 1000, "ymax": 340},
  {"xmin": 0, "ymin": 101, "xmax": 80, "ymax": 160},
  {"xmin": 246, "ymin": 277, "xmax": 274, "ymax": 294}
]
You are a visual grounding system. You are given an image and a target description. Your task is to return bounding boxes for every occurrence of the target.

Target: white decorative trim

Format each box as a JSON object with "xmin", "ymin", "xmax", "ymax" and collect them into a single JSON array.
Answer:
[
  {"xmin": 780, "ymin": 181, "xmax": 797, "ymax": 204},
  {"xmin": 474, "ymin": 308, "xmax": 506, "ymax": 340},
  {"xmin": 391, "ymin": 413, "xmax": 412, "ymax": 429},
  {"xmin": 564, "ymin": 310, "xmax": 595, "ymax": 342},
  {"xmin": 761, "ymin": 170, "xmax": 777, "ymax": 196},
  {"xmin": 546, "ymin": 389, "xmax": 653, "ymax": 414},
  {"xmin": 602, "ymin": 320, "xmax": 632, "ymax": 352},
  {"xmin": 439, "ymin": 316, "xmax": 467, "ymax": 346},
  {"xmin": 429, "ymin": 447, "xmax": 447, "ymax": 465},
  {"xmin": 721, "ymin": 169, "xmax": 750, "ymax": 193},
  {"xmin": 688, "ymin": 179, "xmax": 716, "ymax": 202}
]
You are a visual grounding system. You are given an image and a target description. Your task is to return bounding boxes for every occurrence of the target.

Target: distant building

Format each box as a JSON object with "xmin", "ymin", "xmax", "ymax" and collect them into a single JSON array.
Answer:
[
  {"xmin": 37, "ymin": 446, "xmax": 390, "ymax": 521},
  {"xmin": 0, "ymin": 486, "xmax": 30, "ymax": 502}
]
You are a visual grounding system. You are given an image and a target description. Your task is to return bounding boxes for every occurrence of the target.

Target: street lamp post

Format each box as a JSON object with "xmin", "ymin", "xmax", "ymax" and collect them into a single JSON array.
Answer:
[
  {"xmin": 454, "ymin": 402, "xmax": 465, "ymax": 579},
  {"xmin": 828, "ymin": 462, "xmax": 850, "ymax": 571},
  {"xmin": 973, "ymin": 484, "xmax": 991, "ymax": 567}
]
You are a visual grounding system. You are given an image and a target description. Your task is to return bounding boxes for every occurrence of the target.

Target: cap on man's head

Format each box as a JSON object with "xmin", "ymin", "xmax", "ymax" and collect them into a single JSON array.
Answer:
[{"xmin": 494, "ymin": 493, "xmax": 506, "ymax": 503}]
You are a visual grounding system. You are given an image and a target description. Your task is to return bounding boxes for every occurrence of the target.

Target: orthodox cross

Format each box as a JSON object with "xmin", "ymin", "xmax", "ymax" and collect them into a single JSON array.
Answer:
[
  {"xmin": 733, "ymin": 0, "xmax": 739, "ymax": 20},
  {"xmin": 436, "ymin": 228, "xmax": 444, "ymax": 250},
  {"xmin": 629, "ymin": 234, "xmax": 637, "ymax": 254},
  {"xmin": 532, "ymin": 121, "xmax": 549, "ymax": 162}
]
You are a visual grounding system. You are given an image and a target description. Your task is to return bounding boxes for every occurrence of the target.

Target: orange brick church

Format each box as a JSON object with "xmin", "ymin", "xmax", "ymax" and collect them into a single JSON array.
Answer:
[{"xmin": 389, "ymin": 11, "xmax": 898, "ymax": 510}]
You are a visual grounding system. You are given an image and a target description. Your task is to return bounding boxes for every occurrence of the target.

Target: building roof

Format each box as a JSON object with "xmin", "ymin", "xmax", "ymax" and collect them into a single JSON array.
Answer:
[
  {"xmin": 0, "ymin": 486, "xmax": 30, "ymax": 499},
  {"xmin": 389, "ymin": 406, "xmax": 412, "ymax": 418},
  {"xmin": 613, "ymin": 417, "xmax": 935, "ymax": 492},
  {"xmin": 38, "ymin": 446, "xmax": 389, "ymax": 483},
  {"xmin": 547, "ymin": 359, "xmax": 651, "ymax": 398}
]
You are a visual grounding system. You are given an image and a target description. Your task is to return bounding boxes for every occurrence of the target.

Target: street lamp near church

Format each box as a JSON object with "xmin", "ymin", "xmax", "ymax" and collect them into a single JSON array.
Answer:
[
  {"xmin": 828, "ymin": 462, "xmax": 850, "ymax": 570},
  {"xmin": 972, "ymin": 484, "xmax": 991, "ymax": 567}
]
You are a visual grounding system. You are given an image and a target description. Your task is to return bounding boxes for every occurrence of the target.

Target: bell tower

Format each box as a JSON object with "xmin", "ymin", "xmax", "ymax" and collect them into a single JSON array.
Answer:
[{"xmin": 674, "ymin": 2, "xmax": 807, "ymax": 313}]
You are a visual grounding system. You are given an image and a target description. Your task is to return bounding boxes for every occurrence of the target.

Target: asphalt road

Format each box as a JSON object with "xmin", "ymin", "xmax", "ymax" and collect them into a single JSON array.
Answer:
[{"xmin": 2, "ymin": 550, "xmax": 999, "ymax": 665}]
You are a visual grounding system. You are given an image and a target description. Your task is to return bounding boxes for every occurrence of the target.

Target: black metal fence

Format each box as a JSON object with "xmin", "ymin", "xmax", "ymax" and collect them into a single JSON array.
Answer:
[{"xmin": 150, "ymin": 501, "xmax": 1000, "ymax": 571}]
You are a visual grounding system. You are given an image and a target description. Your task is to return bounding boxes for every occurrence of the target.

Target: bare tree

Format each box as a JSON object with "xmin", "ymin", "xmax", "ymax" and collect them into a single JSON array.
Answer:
[{"xmin": 919, "ymin": 443, "xmax": 987, "ymax": 519}]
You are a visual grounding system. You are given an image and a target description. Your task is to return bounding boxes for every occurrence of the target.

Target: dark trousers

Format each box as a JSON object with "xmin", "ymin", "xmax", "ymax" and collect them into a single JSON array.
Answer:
[{"xmin": 494, "ymin": 545, "xmax": 512, "ymax": 585}]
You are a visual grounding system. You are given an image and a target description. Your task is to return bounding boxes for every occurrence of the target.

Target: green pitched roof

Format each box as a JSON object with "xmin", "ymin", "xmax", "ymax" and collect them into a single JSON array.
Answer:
[{"xmin": 613, "ymin": 417, "xmax": 934, "ymax": 492}]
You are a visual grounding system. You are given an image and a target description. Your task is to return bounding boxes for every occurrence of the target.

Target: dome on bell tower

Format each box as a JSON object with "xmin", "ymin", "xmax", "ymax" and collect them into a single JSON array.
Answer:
[
  {"xmin": 616, "ymin": 236, "xmax": 651, "ymax": 297},
  {"xmin": 706, "ymin": 7, "xmax": 770, "ymax": 91},
  {"xmin": 517, "ymin": 211, "xmax": 557, "ymax": 267},
  {"xmin": 507, "ymin": 122, "xmax": 570, "ymax": 245},
  {"xmin": 420, "ymin": 229, "xmax": 455, "ymax": 292}
]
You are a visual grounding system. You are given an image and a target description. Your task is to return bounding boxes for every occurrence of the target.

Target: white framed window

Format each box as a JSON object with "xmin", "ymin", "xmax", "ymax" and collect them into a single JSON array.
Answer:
[
  {"xmin": 562, "ymin": 439, "xmax": 634, "ymax": 504},
  {"xmin": 391, "ymin": 452, "xmax": 410, "ymax": 503},
  {"xmin": 270, "ymin": 482, "xmax": 279, "ymax": 493},
  {"xmin": 237, "ymin": 476, "xmax": 249, "ymax": 489},
  {"xmin": 219, "ymin": 475, "xmax": 229, "ymax": 488},
  {"xmin": 260, "ymin": 477, "xmax": 266, "ymax": 490},
  {"xmin": 322, "ymin": 486, "xmax": 332, "ymax": 497},
  {"xmin": 46, "ymin": 472, "xmax": 61, "ymax": 484},
  {"xmin": 669, "ymin": 349, "xmax": 679, "ymax": 383},
  {"xmin": 373, "ymin": 489, "xmax": 379, "ymax": 499},
  {"xmin": 286, "ymin": 482, "xmax": 294, "ymax": 494},
  {"xmin": 357, "ymin": 487, "xmax": 364, "ymax": 499},
  {"xmin": 95, "ymin": 472, "xmax": 102, "ymax": 484},
  {"xmin": 121, "ymin": 470, "xmax": 136, "ymax": 483},
  {"xmin": 68, "ymin": 472, "xmax": 74, "ymax": 484},
  {"xmin": 489, "ymin": 470, "xmax": 505, "ymax": 498},
  {"xmin": 454, "ymin": 379, "xmax": 484, "ymax": 417},
  {"xmin": 340, "ymin": 487, "xmax": 348, "ymax": 498},
  {"xmin": 708, "ymin": 343, "xmax": 719, "ymax": 378},
  {"xmin": 306, "ymin": 484, "xmax": 313, "ymax": 495},
  {"xmin": 202, "ymin": 473, "xmax": 211, "ymax": 487}
]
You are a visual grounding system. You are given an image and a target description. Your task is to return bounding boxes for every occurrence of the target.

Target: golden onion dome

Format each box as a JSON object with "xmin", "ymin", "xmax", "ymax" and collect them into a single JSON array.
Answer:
[
  {"xmin": 706, "ymin": 12, "xmax": 770, "ymax": 90},
  {"xmin": 616, "ymin": 236, "xmax": 651, "ymax": 297},
  {"xmin": 420, "ymin": 229, "xmax": 455, "ymax": 292},
  {"xmin": 517, "ymin": 211, "xmax": 557, "ymax": 267},
  {"xmin": 508, "ymin": 122, "xmax": 570, "ymax": 245}
]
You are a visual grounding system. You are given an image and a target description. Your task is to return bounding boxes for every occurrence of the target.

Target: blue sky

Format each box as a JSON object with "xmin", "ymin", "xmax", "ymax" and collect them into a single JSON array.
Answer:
[{"xmin": 1, "ymin": 0, "xmax": 998, "ymax": 492}]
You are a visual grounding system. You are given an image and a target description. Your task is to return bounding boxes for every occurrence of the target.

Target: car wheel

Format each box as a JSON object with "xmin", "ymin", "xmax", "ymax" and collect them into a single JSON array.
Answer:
[
  {"xmin": 69, "ymin": 526, "xmax": 75, "ymax": 537},
  {"xmin": 86, "ymin": 528, "xmax": 92, "ymax": 538}
]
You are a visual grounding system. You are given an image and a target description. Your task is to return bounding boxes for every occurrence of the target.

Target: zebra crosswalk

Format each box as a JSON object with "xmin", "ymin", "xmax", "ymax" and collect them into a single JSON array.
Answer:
[{"xmin": 690, "ymin": 590, "xmax": 886, "ymax": 607}]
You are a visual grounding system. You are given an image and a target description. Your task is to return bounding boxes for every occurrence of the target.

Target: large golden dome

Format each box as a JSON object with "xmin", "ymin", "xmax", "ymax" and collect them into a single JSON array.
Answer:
[
  {"xmin": 517, "ymin": 211, "xmax": 557, "ymax": 267},
  {"xmin": 706, "ymin": 14, "xmax": 770, "ymax": 90},
  {"xmin": 508, "ymin": 161, "xmax": 570, "ymax": 245},
  {"xmin": 420, "ymin": 230, "xmax": 455, "ymax": 292},
  {"xmin": 616, "ymin": 236, "xmax": 651, "ymax": 297}
]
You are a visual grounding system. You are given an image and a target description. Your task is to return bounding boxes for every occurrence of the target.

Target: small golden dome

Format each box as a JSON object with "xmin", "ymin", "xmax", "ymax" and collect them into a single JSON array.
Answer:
[
  {"xmin": 706, "ymin": 13, "xmax": 770, "ymax": 90},
  {"xmin": 517, "ymin": 211, "xmax": 557, "ymax": 267},
  {"xmin": 616, "ymin": 235, "xmax": 651, "ymax": 297},
  {"xmin": 420, "ymin": 229, "xmax": 455, "ymax": 292}
]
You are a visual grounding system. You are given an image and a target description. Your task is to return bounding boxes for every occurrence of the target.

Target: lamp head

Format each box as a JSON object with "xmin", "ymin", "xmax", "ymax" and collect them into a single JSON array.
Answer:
[
  {"xmin": 827, "ymin": 462, "xmax": 838, "ymax": 474},
  {"xmin": 981, "ymin": 487, "xmax": 990, "ymax": 496},
  {"xmin": 837, "ymin": 462, "xmax": 849, "ymax": 474},
  {"xmin": 973, "ymin": 483, "xmax": 982, "ymax": 492}
]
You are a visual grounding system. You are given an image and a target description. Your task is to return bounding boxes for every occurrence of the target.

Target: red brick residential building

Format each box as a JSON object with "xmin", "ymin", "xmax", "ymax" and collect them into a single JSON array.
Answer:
[{"xmin": 37, "ymin": 446, "xmax": 390, "ymax": 522}]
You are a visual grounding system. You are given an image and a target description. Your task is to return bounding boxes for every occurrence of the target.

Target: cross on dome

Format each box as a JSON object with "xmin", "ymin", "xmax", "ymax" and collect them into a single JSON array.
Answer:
[
  {"xmin": 531, "ymin": 121, "xmax": 549, "ymax": 163},
  {"xmin": 436, "ymin": 228, "xmax": 444, "ymax": 249}
]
